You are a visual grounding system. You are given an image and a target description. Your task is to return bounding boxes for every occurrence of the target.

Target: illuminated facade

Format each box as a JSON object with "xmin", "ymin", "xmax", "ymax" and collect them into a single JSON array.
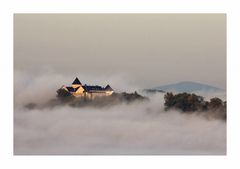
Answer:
[{"xmin": 60, "ymin": 77, "xmax": 114, "ymax": 99}]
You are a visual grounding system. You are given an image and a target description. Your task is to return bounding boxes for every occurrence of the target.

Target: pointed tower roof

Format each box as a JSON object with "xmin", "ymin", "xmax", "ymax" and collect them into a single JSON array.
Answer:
[
  {"xmin": 105, "ymin": 84, "xmax": 113, "ymax": 91},
  {"xmin": 72, "ymin": 77, "xmax": 82, "ymax": 85}
]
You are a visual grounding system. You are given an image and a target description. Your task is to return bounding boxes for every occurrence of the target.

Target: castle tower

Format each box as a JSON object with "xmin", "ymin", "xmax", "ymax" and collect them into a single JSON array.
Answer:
[
  {"xmin": 72, "ymin": 77, "xmax": 82, "ymax": 88},
  {"xmin": 105, "ymin": 84, "xmax": 114, "ymax": 95}
]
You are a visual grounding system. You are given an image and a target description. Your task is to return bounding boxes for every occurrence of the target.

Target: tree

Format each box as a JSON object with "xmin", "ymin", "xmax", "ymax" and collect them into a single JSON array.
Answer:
[
  {"xmin": 56, "ymin": 88, "xmax": 74, "ymax": 103},
  {"xmin": 164, "ymin": 92, "xmax": 174, "ymax": 108},
  {"xmin": 164, "ymin": 92, "xmax": 205, "ymax": 112},
  {"xmin": 208, "ymin": 97, "xmax": 223, "ymax": 110}
]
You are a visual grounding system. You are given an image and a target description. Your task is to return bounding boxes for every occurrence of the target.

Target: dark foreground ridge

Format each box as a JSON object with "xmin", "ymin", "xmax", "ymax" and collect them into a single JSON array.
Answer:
[{"xmin": 164, "ymin": 92, "xmax": 226, "ymax": 120}]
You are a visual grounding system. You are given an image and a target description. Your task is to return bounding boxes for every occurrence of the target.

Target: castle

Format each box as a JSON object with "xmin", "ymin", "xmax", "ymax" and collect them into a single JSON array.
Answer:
[{"xmin": 60, "ymin": 77, "xmax": 114, "ymax": 99}]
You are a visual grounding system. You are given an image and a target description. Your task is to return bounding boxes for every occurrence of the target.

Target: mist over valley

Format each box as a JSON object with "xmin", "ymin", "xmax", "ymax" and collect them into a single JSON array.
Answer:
[{"xmin": 14, "ymin": 72, "xmax": 226, "ymax": 155}]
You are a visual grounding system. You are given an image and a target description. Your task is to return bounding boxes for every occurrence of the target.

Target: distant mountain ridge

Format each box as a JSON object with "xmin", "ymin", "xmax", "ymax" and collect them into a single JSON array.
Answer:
[{"xmin": 154, "ymin": 81, "xmax": 224, "ymax": 93}]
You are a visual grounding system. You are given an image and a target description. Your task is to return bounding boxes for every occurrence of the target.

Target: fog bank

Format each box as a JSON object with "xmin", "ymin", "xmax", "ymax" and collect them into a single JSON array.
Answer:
[{"xmin": 14, "ymin": 91, "xmax": 226, "ymax": 155}]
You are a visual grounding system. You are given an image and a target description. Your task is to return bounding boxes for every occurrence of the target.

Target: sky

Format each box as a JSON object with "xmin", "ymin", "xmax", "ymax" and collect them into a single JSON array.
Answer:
[{"xmin": 14, "ymin": 14, "xmax": 226, "ymax": 89}]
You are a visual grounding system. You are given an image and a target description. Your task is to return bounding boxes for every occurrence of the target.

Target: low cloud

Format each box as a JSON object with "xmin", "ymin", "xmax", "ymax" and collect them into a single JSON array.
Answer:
[{"xmin": 14, "ymin": 71, "xmax": 226, "ymax": 155}]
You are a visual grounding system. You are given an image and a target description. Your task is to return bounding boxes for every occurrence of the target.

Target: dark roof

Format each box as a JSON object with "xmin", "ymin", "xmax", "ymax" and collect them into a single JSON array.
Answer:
[
  {"xmin": 72, "ymin": 77, "xmax": 82, "ymax": 85},
  {"xmin": 82, "ymin": 85, "xmax": 87, "ymax": 91},
  {"xmin": 83, "ymin": 85, "xmax": 106, "ymax": 92},
  {"xmin": 66, "ymin": 87, "xmax": 75, "ymax": 92},
  {"xmin": 66, "ymin": 86, "xmax": 81, "ymax": 92},
  {"xmin": 105, "ymin": 84, "xmax": 113, "ymax": 91},
  {"xmin": 66, "ymin": 83, "xmax": 113, "ymax": 93},
  {"xmin": 75, "ymin": 86, "xmax": 80, "ymax": 91}
]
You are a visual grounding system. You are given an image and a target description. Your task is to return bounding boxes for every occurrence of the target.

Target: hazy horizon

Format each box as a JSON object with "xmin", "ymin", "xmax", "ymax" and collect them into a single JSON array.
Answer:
[{"xmin": 14, "ymin": 14, "xmax": 226, "ymax": 89}]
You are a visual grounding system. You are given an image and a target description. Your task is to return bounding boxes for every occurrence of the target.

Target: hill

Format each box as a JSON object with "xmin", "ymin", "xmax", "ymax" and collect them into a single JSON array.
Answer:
[{"xmin": 154, "ymin": 81, "xmax": 224, "ymax": 93}]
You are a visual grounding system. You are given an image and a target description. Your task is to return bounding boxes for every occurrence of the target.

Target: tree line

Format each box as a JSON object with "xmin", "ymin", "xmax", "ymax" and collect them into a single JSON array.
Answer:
[{"xmin": 164, "ymin": 92, "xmax": 226, "ymax": 120}]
